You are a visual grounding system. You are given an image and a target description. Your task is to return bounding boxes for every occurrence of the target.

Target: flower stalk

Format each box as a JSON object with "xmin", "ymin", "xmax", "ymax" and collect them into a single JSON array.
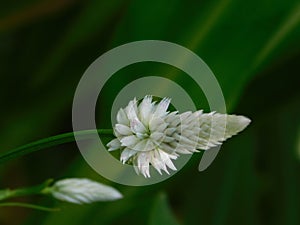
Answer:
[
  {"xmin": 0, "ymin": 129, "xmax": 113, "ymax": 164},
  {"xmin": 0, "ymin": 179, "xmax": 53, "ymax": 201}
]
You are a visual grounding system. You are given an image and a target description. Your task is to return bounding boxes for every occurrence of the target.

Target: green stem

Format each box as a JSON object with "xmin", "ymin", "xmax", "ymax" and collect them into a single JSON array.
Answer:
[
  {"xmin": 0, "ymin": 202, "xmax": 60, "ymax": 212},
  {"xmin": 0, "ymin": 179, "xmax": 54, "ymax": 201},
  {"xmin": 0, "ymin": 129, "xmax": 113, "ymax": 164}
]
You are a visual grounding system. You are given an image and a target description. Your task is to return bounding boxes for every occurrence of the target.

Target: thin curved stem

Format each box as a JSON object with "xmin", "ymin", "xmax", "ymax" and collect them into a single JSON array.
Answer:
[
  {"xmin": 0, "ymin": 202, "xmax": 60, "ymax": 212},
  {"xmin": 0, "ymin": 179, "xmax": 54, "ymax": 201},
  {"xmin": 0, "ymin": 129, "xmax": 113, "ymax": 164}
]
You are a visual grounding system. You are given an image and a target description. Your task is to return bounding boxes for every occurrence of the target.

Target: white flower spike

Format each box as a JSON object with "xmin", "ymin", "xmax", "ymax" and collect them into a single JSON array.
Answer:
[
  {"xmin": 50, "ymin": 178, "xmax": 122, "ymax": 204},
  {"xmin": 107, "ymin": 96, "xmax": 251, "ymax": 178}
]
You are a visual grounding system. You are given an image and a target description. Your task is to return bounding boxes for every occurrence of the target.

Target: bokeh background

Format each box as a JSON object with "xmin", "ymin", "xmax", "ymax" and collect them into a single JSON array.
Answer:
[{"xmin": 1, "ymin": 0, "xmax": 300, "ymax": 224}]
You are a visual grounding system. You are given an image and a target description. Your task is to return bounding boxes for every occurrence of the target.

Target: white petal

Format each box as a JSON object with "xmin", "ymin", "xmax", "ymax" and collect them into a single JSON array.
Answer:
[
  {"xmin": 162, "ymin": 136, "xmax": 175, "ymax": 143},
  {"xmin": 225, "ymin": 115, "xmax": 251, "ymax": 137},
  {"xmin": 165, "ymin": 111, "xmax": 178, "ymax": 123},
  {"xmin": 115, "ymin": 124, "xmax": 132, "ymax": 136},
  {"xmin": 120, "ymin": 148, "xmax": 138, "ymax": 163},
  {"xmin": 149, "ymin": 117, "xmax": 162, "ymax": 131},
  {"xmin": 107, "ymin": 139, "xmax": 121, "ymax": 151},
  {"xmin": 150, "ymin": 132, "xmax": 165, "ymax": 141},
  {"xmin": 165, "ymin": 127, "xmax": 177, "ymax": 136},
  {"xmin": 138, "ymin": 95, "xmax": 154, "ymax": 124},
  {"xmin": 158, "ymin": 150, "xmax": 177, "ymax": 171},
  {"xmin": 137, "ymin": 153, "xmax": 151, "ymax": 178},
  {"xmin": 159, "ymin": 143, "xmax": 176, "ymax": 154},
  {"xmin": 166, "ymin": 113, "xmax": 181, "ymax": 127},
  {"xmin": 179, "ymin": 111, "xmax": 192, "ymax": 121},
  {"xmin": 116, "ymin": 108, "xmax": 129, "ymax": 125},
  {"xmin": 125, "ymin": 98, "xmax": 139, "ymax": 121},
  {"xmin": 174, "ymin": 133, "xmax": 197, "ymax": 147},
  {"xmin": 153, "ymin": 97, "xmax": 171, "ymax": 117},
  {"xmin": 120, "ymin": 135, "xmax": 140, "ymax": 147},
  {"xmin": 133, "ymin": 139, "xmax": 155, "ymax": 152},
  {"xmin": 130, "ymin": 118, "xmax": 147, "ymax": 134},
  {"xmin": 149, "ymin": 117, "xmax": 168, "ymax": 132},
  {"xmin": 133, "ymin": 158, "xmax": 140, "ymax": 175},
  {"xmin": 175, "ymin": 147, "xmax": 193, "ymax": 154},
  {"xmin": 150, "ymin": 150, "xmax": 164, "ymax": 174}
]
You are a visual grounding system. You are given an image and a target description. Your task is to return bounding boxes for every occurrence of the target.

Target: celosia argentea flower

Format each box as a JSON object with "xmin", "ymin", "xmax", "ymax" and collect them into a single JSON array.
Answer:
[
  {"xmin": 107, "ymin": 96, "xmax": 250, "ymax": 178},
  {"xmin": 50, "ymin": 178, "xmax": 122, "ymax": 204}
]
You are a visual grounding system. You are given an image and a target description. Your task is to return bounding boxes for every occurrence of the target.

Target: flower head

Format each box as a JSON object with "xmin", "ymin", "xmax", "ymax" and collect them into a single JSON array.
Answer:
[
  {"xmin": 50, "ymin": 178, "xmax": 122, "ymax": 204},
  {"xmin": 107, "ymin": 96, "xmax": 250, "ymax": 178}
]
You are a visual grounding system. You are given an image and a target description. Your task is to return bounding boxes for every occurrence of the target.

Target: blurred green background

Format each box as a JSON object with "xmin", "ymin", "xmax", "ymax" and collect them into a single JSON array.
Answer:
[{"xmin": 1, "ymin": 0, "xmax": 300, "ymax": 224}]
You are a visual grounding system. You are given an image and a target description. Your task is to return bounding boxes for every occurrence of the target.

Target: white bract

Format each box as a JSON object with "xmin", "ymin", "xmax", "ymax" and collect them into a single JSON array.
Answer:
[
  {"xmin": 107, "ymin": 96, "xmax": 251, "ymax": 178},
  {"xmin": 50, "ymin": 178, "xmax": 122, "ymax": 204}
]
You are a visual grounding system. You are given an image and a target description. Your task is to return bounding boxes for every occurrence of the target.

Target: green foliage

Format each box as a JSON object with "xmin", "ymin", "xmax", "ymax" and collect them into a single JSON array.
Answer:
[{"xmin": 149, "ymin": 193, "xmax": 181, "ymax": 225}]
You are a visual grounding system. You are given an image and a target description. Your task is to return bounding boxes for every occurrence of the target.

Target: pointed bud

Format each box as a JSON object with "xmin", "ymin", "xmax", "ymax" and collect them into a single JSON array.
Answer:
[{"xmin": 50, "ymin": 178, "xmax": 122, "ymax": 204}]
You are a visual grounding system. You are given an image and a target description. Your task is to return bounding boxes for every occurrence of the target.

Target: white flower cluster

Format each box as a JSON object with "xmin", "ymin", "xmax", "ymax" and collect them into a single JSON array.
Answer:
[
  {"xmin": 51, "ymin": 178, "xmax": 122, "ymax": 204},
  {"xmin": 107, "ymin": 96, "xmax": 250, "ymax": 178}
]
